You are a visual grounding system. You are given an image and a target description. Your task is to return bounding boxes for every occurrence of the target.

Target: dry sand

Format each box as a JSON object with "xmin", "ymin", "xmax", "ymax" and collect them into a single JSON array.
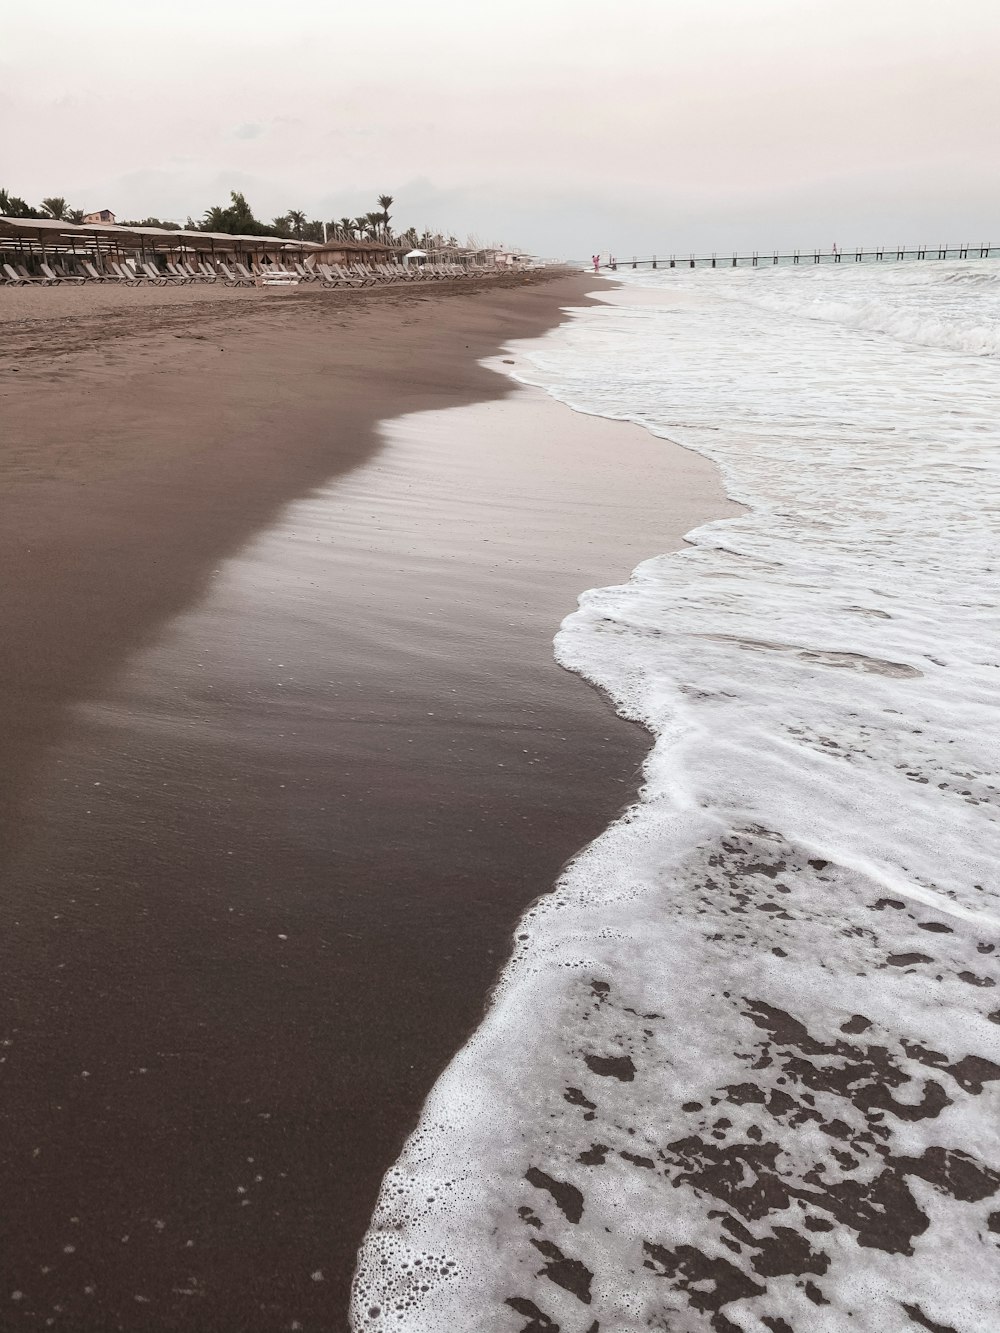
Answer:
[{"xmin": 0, "ymin": 273, "xmax": 737, "ymax": 1328}]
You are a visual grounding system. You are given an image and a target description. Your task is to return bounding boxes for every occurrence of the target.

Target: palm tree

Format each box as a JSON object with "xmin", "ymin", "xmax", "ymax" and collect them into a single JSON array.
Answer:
[
  {"xmin": 377, "ymin": 193, "xmax": 394, "ymax": 241},
  {"xmin": 1, "ymin": 189, "xmax": 35, "ymax": 217},
  {"xmin": 339, "ymin": 217, "xmax": 354, "ymax": 240},
  {"xmin": 354, "ymin": 216, "xmax": 372, "ymax": 240},
  {"xmin": 287, "ymin": 209, "xmax": 306, "ymax": 239},
  {"xmin": 67, "ymin": 208, "xmax": 85, "ymax": 224},
  {"xmin": 202, "ymin": 205, "xmax": 229, "ymax": 231},
  {"xmin": 41, "ymin": 197, "xmax": 69, "ymax": 220}
]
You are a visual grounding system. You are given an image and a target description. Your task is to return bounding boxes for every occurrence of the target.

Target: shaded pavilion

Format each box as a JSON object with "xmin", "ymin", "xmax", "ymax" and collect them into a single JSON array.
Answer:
[{"xmin": 0, "ymin": 216, "xmax": 320, "ymax": 271}]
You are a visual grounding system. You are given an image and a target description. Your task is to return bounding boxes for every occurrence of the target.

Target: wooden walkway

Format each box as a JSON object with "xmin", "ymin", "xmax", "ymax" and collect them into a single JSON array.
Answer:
[{"xmin": 607, "ymin": 245, "xmax": 997, "ymax": 271}]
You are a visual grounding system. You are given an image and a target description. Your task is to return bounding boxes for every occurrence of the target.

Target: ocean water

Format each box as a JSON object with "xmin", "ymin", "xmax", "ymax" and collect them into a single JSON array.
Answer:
[{"xmin": 352, "ymin": 261, "xmax": 1000, "ymax": 1332}]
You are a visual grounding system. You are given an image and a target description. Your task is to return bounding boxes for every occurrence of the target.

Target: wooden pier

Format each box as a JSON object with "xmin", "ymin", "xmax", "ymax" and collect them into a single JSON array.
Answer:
[{"xmin": 606, "ymin": 245, "xmax": 996, "ymax": 271}]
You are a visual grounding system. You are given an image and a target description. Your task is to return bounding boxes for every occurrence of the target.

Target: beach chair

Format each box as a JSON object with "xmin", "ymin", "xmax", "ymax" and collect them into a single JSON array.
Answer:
[
  {"xmin": 17, "ymin": 263, "xmax": 62, "ymax": 285},
  {"xmin": 148, "ymin": 261, "xmax": 188, "ymax": 284},
  {"xmin": 255, "ymin": 268, "xmax": 299, "ymax": 287},
  {"xmin": 199, "ymin": 263, "xmax": 221, "ymax": 281},
  {"xmin": 165, "ymin": 263, "xmax": 195, "ymax": 283},
  {"xmin": 82, "ymin": 260, "xmax": 126, "ymax": 283},
  {"xmin": 3, "ymin": 262, "xmax": 51, "ymax": 285},
  {"xmin": 294, "ymin": 262, "xmax": 320, "ymax": 282},
  {"xmin": 351, "ymin": 264, "xmax": 382, "ymax": 284},
  {"xmin": 108, "ymin": 261, "xmax": 142, "ymax": 286},
  {"xmin": 216, "ymin": 262, "xmax": 252, "ymax": 287},
  {"xmin": 115, "ymin": 260, "xmax": 152, "ymax": 284},
  {"xmin": 37, "ymin": 262, "xmax": 78, "ymax": 283},
  {"xmin": 135, "ymin": 262, "xmax": 169, "ymax": 286},
  {"xmin": 344, "ymin": 264, "xmax": 377, "ymax": 286},
  {"xmin": 313, "ymin": 264, "xmax": 344, "ymax": 287},
  {"xmin": 314, "ymin": 264, "xmax": 346, "ymax": 288},
  {"xmin": 234, "ymin": 263, "xmax": 257, "ymax": 283}
]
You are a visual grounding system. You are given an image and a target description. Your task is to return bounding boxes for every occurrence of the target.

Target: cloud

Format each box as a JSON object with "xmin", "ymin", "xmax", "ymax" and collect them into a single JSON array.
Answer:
[{"xmin": 232, "ymin": 122, "xmax": 264, "ymax": 140}]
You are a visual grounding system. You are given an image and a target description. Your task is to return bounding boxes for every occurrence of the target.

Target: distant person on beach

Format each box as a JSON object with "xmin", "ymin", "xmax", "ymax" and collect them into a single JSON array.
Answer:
[
  {"xmin": 832, "ymin": 242, "xmax": 839, "ymax": 256},
  {"xmin": 592, "ymin": 254, "xmax": 601, "ymax": 272}
]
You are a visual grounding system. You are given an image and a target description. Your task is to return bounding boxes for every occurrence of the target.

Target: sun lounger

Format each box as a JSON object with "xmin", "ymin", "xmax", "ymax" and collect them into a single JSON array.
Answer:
[
  {"xmin": 39, "ymin": 262, "xmax": 84, "ymax": 283},
  {"xmin": 338, "ymin": 264, "xmax": 376, "ymax": 286},
  {"xmin": 81, "ymin": 260, "xmax": 128, "ymax": 283},
  {"xmin": 108, "ymin": 262, "xmax": 142, "ymax": 286},
  {"xmin": 17, "ymin": 263, "xmax": 62, "ymax": 285},
  {"xmin": 199, "ymin": 263, "xmax": 221, "ymax": 281},
  {"xmin": 3, "ymin": 262, "xmax": 53, "ymax": 285},
  {"xmin": 256, "ymin": 269, "xmax": 299, "ymax": 286},
  {"xmin": 314, "ymin": 264, "xmax": 349, "ymax": 288},
  {"xmin": 315, "ymin": 264, "xmax": 346, "ymax": 287},
  {"xmin": 234, "ymin": 263, "xmax": 257, "ymax": 282},
  {"xmin": 134, "ymin": 262, "xmax": 169, "ymax": 285},
  {"xmin": 114, "ymin": 261, "xmax": 154, "ymax": 284},
  {"xmin": 81, "ymin": 261, "xmax": 107, "ymax": 281},
  {"xmin": 344, "ymin": 264, "xmax": 377, "ymax": 286},
  {"xmin": 165, "ymin": 263, "xmax": 195, "ymax": 283},
  {"xmin": 147, "ymin": 261, "xmax": 190, "ymax": 284},
  {"xmin": 216, "ymin": 262, "xmax": 252, "ymax": 287}
]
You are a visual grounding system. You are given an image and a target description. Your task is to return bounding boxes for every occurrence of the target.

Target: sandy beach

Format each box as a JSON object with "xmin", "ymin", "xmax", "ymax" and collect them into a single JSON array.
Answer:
[{"xmin": 0, "ymin": 273, "xmax": 737, "ymax": 1329}]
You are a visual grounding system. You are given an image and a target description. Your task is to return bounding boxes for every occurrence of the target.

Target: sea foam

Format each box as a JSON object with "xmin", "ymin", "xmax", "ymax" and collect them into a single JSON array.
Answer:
[{"xmin": 352, "ymin": 261, "xmax": 1000, "ymax": 1332}]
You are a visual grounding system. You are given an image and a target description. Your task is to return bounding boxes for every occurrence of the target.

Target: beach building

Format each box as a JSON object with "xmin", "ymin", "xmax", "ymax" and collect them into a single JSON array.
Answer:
[
  {"xmin": 307, "ymin": 237, "xmax": 403, "ymax": 267},
  {"xmin": 82, "ymin": 209, "xmax": 116, "ymax": 224}
]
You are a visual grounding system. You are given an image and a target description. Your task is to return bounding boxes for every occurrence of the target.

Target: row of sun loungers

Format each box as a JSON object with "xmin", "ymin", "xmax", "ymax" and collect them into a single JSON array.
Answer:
[{"xmin": 1, "ymin": 258, "xmax": 495, "ymax": 288}]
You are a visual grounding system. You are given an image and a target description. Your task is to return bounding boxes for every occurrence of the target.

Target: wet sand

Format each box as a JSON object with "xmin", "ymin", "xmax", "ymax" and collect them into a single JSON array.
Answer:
[{"xmin": 0, "ymin": 275, "xmax": 737, "ymax": 1329}]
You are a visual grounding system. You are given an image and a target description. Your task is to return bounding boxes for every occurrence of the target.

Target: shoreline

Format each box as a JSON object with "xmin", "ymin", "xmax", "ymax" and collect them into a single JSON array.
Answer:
[
  {"xmin": 0, "ymin": 269, "xmax": 587, "ymax": 864},
  {"xmin": 0, "ymin": 274, "xmax": 739, "ymax": 1328}
]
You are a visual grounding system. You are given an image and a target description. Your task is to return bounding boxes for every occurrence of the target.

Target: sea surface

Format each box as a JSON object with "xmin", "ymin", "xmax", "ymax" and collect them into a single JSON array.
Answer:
[{"xmin": 353, "ymin": 261, "xmax": 1000, "ymax": 1332}]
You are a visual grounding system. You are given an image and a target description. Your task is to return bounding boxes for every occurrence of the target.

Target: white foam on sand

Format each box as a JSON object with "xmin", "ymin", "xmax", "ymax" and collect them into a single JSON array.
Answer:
[{"xmin": 351, "ymin": 262, "xmax": 1000, "ymax": 1332}]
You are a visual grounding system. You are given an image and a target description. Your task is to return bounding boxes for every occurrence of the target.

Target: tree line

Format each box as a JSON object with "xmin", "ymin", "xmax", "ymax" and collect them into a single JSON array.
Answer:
[{"xmin": 0, "ymin": 188, "xmax": 460, "ymax": 249}]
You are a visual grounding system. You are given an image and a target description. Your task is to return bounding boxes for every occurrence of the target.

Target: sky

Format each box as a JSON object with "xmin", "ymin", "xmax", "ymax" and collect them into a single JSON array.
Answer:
[{"xmin": 3, "ymin": 0, "xmax": 999, "ymax": 258}]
